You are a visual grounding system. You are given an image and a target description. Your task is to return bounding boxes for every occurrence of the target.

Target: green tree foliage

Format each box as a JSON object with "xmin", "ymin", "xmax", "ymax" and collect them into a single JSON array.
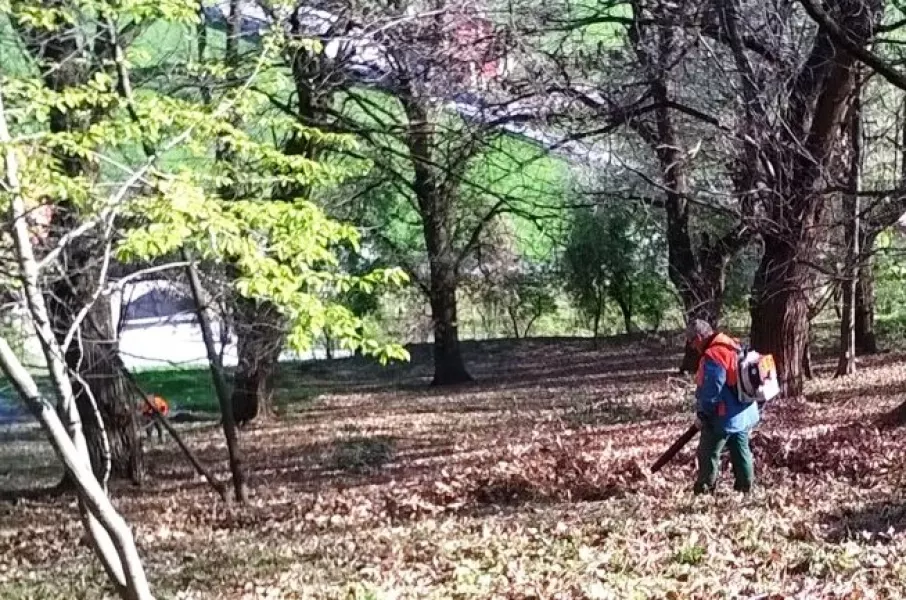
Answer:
[
  {"xmin": 873, "ymin": 230, "xmax": 906, "ymax": 325},
  {"xmin": 117, "ymin": 175, "xmax": 409, "ymax": 361},
  {"xmin": 498, "ymin": 264, "xmax": 558, "ymax": 339},
  {"xmin": 1, "ymin": 2, "xmax": 412, "ymax": 507},
  {"xmin": 0, "ymin": 5, "xmax": 409, "ymax": 366},
  {"xmin": 1, "ymin": 3, "xmax": 411, "ymax": 585},
  {"xmin": 463, "ymin": 214, "xmax": 560, "ymax": 339},
  {"xmin": 563, "ymin": 205, "xmax": 670, "ymax": 337}
]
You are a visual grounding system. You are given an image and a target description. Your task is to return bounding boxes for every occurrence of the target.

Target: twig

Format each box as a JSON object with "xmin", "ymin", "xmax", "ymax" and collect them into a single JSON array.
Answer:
[{"xmin": 119, "ymin": 366, "xmax": 230, "ymax": 503}]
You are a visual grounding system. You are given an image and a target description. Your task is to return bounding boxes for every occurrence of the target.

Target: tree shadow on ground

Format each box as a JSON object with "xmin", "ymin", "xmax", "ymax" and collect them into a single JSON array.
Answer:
[
  {"xmin": 0, "ymin": 336, "xmax": 710, "ymax": 519},
  {"xmin": 0, "ymin": 485, "xmax": 65, "ymax": 505},
  {"xmin": 0, "ymin": 334, "xmax": 701, "ymax": 512},
  {"xmin": 254, "ymin": 405, "xmax": 662, "ymax": 490},
  {"xmin": 820, "ymin": 498, "xmax": 906, "ymax": 543},
  {"xmin": 328, "ymin": 435, "xmax": 396, "ymax": 474},
  {"xmin": 130, "ymin": 333, "xmax": 691, "ymax": 510},
  {"xmin": 290, "ymin": 335, "xmax": 685, "ymax": 396},
  {"xmin": 808, "ymin": 380, "xmax": 906, "ymax": 405}
]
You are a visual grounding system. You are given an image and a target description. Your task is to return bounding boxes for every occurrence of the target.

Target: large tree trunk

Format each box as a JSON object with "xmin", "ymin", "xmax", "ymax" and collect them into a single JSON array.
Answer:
[
  {"xmin": 200, "ymin": 0, "xmax": 288, "ymax": 429},
  {"xmin": 48, "ymin": 260, "xmax": 143, "ymax": 485},
  {"xmin": 656, "ymin": 102, "xmax": 727, "ymax": 332},
  {"xmin": 75, "ymin": 313, "xmax": 142, "ymax": 484},
  {"xmin": 750, "ymin": 0, "xmax": 877, "ymax": 397},
  {"xmin": 750, "ymin": 242, "xmax": 812, "ymax": 398},
  {"xmin": 855, "ymin": 230, "xmax": 878, "ymax": 354},
  {"xmin": 428, "ymin": 264, "xmax": 471, "ymax": 385},
  {"xmin": 659, "ymin": 128, "xmax": 732, "ymax": 375},
  {"xmin": 17, "ymin": 17, "xmax": 144, "ymax": 485},
  {"xmin": 803, "ymin": 333, "xmax": 813, "ymax": 380},
  {"xmin": 231, "ymin": 296, "xmax": 285, "ymax": 426},
  {"xmin": 44, "ymin": 158, "xmax": 142, "ymax": 484},
  {"xmin": 640, "ymin": 14, "xmax": 738, "ymax": 331},
  {"xmin": 401, "ymin": 96, "xmax": 472, "ymax": 386}
]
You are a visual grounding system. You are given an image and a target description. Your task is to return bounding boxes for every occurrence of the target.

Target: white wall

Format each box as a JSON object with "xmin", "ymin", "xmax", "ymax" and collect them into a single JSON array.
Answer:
[
  {"xmin": 118, "ymin": 317, "xmax": 239, "ymax": 369},
  {"xmin": 7, "ymin": 279, "xmax": 351, "ymax": 373}
]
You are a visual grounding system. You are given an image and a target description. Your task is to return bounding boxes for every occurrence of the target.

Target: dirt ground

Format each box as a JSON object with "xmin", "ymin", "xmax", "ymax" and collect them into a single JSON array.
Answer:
[{"xmin": 3, "ymin": 335, "xmax": 906, "ymax": 599}]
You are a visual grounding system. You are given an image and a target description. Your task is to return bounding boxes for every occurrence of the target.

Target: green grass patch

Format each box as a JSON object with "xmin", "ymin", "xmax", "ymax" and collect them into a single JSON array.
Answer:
[
  {"xmin": 133, "ymin": 363, "xmax": 321, "ymax": 413},
  {"xmin": 0, "ymin": 361, "xmax": 320, "ymax": 418},
  {"xmin": 133, "ymin": 367, "xmax": 219, "ymax": 413}
]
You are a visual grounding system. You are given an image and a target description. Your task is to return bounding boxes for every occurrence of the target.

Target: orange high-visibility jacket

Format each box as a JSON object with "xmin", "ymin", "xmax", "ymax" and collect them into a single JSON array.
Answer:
[
  {"xmin": 694, "ymin": 333, "xmax": 760, "ymax": 433},
  {"xmin": 142, "ymin": 395, "xmax": 169, "ymax": 417},
  {"xmin": 695, "ymin": 333, "xmax": 740, "ymax": 387}
]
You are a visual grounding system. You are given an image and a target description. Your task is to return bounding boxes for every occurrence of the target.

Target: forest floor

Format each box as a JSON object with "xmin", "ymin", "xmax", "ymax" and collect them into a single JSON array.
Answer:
[{"xmin": 3, "ymin": 334, "xmax": 906, "ymax": 599}]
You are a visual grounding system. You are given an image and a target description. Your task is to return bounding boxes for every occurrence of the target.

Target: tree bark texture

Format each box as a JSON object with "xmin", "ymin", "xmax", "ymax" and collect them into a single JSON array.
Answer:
[
  {"xmin": 45, "ymin": 172, "xmax": 142, "ymax": 485},
  {"xmin": 13, "ymin": 15, "xmax": 143, "ymax": 485},
  {"xmin": 836, "ymin": 86, "xmax": 861, "ymax": 378},
  {"xmin": 72, "ymin": 311, "xmax": 143, "ymax": 484},
  {"xmin": 803, "ymin": 334, "xmax": 814, "ymax": 380},
  {"xmin": 750, "ymin": 0, "xmax": 880, "ymax": 398},
  {"xmin": 231, "ymin": 295, "xmax": 285, "ymax": 426},
  {"xmin": 855, "ymin": 230, "xmax": 878, "ymax": 354},
  {"xmin": 750, "ymin": 242, "xmax": 812, "ymax": 397},
  {"xmin": 401, "ymin": 96, "xmax": 472, "ymax": 385},
  {"xmin": 428, "ymin": 266, "xmax": 472, "ymax": 385}
]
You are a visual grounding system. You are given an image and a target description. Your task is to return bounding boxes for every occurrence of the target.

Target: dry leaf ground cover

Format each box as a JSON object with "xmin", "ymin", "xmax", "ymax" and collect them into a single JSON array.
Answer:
[{"xmin": 4, "ymin": 334, "xmax": 906, "ymax": 599}]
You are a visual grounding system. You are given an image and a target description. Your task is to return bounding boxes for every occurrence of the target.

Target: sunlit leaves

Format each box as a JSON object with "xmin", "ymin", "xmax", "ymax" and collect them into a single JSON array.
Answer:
[
  {"xmin": 8, "ymin": 338, "xmax": 906, "ymax": 596},
  {"xmin": 101, "ymin": 0, "xmax": 199, "ymax": 25},
  {"xmin": 117, "ymin": 173, "xmax": 409, "ymax": 363},
  {"xmin": 1, "ymin": 0, "xmax": 409, "ymax": 367},
  {"xmin": 2, "ymin": 75, "xmax": 118, "ymax": 130},
  {"xmin": 5, "ymin": 4, "xmax": 76, "ymax": 31}
]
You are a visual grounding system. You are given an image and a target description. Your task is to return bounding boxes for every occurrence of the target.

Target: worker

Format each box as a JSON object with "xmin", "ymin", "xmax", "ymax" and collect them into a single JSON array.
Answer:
[
  {"xmin": 141, "ymin": 395, "xmax": 169, "ymax": 440},
  {"xmin": 686, "ymin": 319, "xmax": 760, "ymax": 494}
]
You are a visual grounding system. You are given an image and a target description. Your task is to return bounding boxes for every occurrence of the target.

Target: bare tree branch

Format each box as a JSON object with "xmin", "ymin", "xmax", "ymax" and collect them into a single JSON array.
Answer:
[{"xmin": 798, "ymin": 0, "xmax": 906, "ymax": 91}]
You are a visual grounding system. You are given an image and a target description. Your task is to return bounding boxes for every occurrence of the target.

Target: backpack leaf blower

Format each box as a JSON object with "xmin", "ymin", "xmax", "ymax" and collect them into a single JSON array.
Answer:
[{"xmin": 650, "ymin": 336, "xmax": 779, "ymax": 474}]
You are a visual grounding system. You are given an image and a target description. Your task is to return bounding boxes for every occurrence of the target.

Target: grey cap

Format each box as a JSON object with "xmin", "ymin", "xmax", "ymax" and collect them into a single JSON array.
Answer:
[{"xmin": 685, "ymin": 318, "xmax": 713, "ymax": 341}]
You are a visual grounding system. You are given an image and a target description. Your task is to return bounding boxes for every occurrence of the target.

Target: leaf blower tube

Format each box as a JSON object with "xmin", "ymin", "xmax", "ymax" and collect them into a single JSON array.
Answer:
[{"xmin": 650, "ymin": 424, "xmax": 699, "ymax": 473}]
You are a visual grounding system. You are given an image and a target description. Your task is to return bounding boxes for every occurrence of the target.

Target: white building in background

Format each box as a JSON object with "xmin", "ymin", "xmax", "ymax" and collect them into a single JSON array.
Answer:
[
  {"xmin": 6, "ymin": 278, "xmax": 344, "ymax": 374},
  {"xmin": 111, "ymin": 279, "xmax": 238, "ymax": 370},
  {"xmin": 8, "ymin": 279, "xmax": 236, "ymax": 370},
  {"xmin": 111, "ymin": 279, "xmax": 340, "ymax": 370}
]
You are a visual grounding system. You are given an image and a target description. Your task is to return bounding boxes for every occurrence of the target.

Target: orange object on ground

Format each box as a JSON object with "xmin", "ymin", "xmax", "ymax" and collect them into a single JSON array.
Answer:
[{"xmin": 142, "ymin": 395, "xmax": 169, "ymax": 418}]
